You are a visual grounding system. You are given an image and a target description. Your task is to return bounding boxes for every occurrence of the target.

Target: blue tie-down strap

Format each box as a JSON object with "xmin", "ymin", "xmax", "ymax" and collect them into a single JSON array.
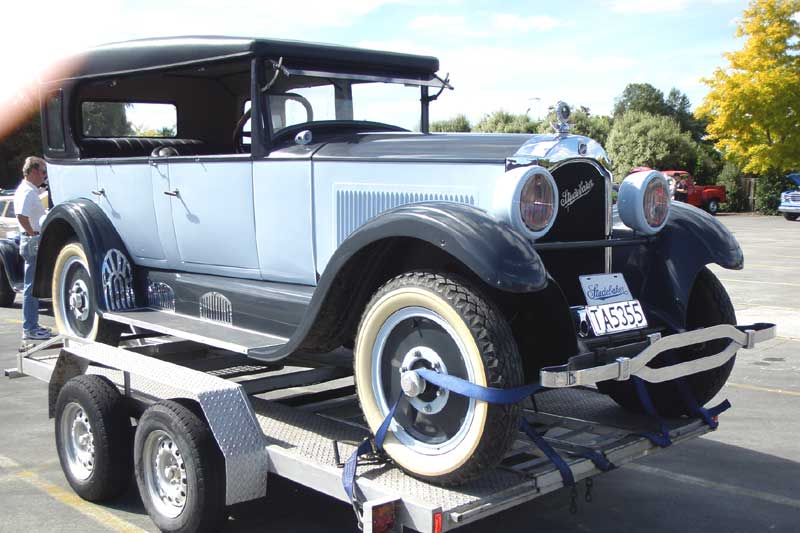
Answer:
[
  {"xmin": 341, "ymin": 369, "xmax": 620, "ymax": 509},
  {"xmin": 632, "ymin": 376, "xmax": 731, "ymax": 447}
]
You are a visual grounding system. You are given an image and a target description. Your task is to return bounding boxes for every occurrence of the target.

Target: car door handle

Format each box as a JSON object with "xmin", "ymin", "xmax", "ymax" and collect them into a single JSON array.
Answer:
[
  {"xmin": 91, "ymin": 188, "xmax": 105, "ymax": 196},
  {"xmin": 163, "ymin": 189, "xmax": 180, "ymax": 197}
]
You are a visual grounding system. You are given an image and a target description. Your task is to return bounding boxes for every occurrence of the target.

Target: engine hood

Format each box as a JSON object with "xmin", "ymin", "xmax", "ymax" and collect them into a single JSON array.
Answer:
[{"xmin": 311, "ymin": 131, "xmax": 610, "ymax": 169}]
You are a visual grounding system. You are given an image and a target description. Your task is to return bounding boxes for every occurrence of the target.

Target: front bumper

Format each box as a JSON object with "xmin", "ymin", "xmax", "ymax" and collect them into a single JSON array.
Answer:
[
  {"xmin": 778, "ymin": 205, "xmax": 800, "ymax": 214},
  {"xmin": 540, "ymin": 323, "xmax": 776, "ymax": 387}
]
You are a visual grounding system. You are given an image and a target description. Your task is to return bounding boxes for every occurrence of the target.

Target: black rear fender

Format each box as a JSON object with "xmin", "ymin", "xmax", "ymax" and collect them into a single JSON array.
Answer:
[{"xmin": 34, "ymin": 199, "xmax": 136, "ymax": 312}]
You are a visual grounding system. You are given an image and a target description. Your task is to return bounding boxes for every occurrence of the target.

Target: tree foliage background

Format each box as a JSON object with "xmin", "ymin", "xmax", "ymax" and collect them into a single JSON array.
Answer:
[{"xmin": 697, "ymin": 0, "xmax": 799, "ymax": 213}]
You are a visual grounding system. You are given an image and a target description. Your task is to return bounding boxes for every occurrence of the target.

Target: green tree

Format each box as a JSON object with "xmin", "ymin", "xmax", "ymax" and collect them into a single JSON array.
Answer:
[
  {"xmin": 716, "ymin": 162, "xmax": 748, "ymax": 212},
  {"xmin": 430, "ymin": 114, "xmax": 471, "ymax": 132},
  {"xmin": 693, "ymin": 143, "xmax": 724, "ymax": 184},
  {"xmin": 613, "ymin": 83, "xmax": 669, "ymax": 117},
  {"xmin": 82, "ymin": 102, "xmax": 134, "ymax": 137},
  {"xmin": 755, "ymin": 172, "xmax": 794, "ymax": 214},
  {"xmin": 0, "ymin": 88, "xmax": 42, "ymax": 188},
  {"xmin": 473, "ymin": 111, "xmax": 540, "ymax": 133},
  {"xmin": 697, "ymin": 0, "xmax": 800, "ymax": 175},
  {"xmin": 606, "ymin": 111, "xmax": 698, "ymax": 178}
]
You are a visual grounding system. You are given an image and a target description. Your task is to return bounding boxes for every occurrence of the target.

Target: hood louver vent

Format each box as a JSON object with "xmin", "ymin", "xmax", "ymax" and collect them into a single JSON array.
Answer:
[{"xmin": 336, "ymin": 189, "xmax": 475, "ymax": 245}]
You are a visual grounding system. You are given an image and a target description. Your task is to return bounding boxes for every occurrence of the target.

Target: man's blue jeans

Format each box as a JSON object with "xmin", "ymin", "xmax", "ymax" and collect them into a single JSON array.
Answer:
[{"xmin": 20, "ymin": 235, "xmax": 39, "ymax": 332}]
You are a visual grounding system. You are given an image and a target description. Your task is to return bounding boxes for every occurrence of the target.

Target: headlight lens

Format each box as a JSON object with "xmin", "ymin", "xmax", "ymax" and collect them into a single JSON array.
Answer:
[
  {"xmin": 618, "ymin": 170, "xmax": 671, "ymax": 235},
  {"xmin": 644, "ymin": 177, "xmax": 669, "ymax": 227},
  {"xmin": 520, "ymin": 172, "xmax": 556, "ymax": 231}
]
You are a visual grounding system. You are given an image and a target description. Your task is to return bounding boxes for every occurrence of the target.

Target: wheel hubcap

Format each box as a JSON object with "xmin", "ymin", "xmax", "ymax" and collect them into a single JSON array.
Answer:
[
  {"xmin": 372, "ymin": 306, "xmax": 476, "ymax": 454},
  {"xmin": 61, "ymin": 402, "xmax": 95, "ymax": 480},
  {"xmin": 143, "ymin": 430, "xmax": 187, "ymax": 518},
  {"xmin": 68, "ymin": 279, "xmax": 90, "ymax": 321}
]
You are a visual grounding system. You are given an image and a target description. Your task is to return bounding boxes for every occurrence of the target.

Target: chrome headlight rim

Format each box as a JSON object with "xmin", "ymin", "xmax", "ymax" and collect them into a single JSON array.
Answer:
[{"xmin": 618, "ymin": 170, "xmax": 671, "ymax": 235}]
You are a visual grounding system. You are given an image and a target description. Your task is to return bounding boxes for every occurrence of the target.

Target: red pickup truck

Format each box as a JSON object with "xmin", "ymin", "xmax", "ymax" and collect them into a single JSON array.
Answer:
[{"xmin": 662, "ymin": 170, "xmax": 726, "ymax": 215}]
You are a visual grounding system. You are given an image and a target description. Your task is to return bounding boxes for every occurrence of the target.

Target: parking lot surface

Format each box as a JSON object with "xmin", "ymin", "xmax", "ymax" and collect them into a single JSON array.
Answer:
[{"xmin": 0, "ymin": 213, "xmax": 798, "ymax": 532}]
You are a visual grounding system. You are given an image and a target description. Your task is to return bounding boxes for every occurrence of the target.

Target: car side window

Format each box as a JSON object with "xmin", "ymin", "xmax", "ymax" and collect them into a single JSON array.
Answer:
[{"xmin": 5, "ymin": 200, "xmax": 14, "ymax": 218}]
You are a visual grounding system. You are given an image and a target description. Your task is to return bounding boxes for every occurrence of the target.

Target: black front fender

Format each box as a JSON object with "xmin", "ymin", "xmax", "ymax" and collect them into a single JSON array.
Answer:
[
  {"xmin": 328, "ymin": 202, "xmax": 548, "ymax": 292},
  {"xmin": 250, "ymin": 202, "xmax": 547, "ymax": 360},
  {"xmin": 614, "ymin": 202, "xmax": 742, "ymax": 330},
  {"xmin": 33, "ymin": 199, "xmax": 133, "ymax": 311}
]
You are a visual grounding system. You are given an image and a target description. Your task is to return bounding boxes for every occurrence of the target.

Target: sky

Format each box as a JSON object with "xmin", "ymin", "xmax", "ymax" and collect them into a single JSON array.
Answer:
[{"xmin": 1, "ymin": 0, "xmax": 750, "ymax": 126}]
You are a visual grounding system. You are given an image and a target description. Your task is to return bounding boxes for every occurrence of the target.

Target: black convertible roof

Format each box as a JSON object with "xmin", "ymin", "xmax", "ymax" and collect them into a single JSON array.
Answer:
[{"xmin": 42, "ymin": 36, "xmax": 440, "ymax": 82}]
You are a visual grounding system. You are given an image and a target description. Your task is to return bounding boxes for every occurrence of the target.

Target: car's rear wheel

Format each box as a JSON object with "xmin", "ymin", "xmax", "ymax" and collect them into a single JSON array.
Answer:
[
  {"xmin": 598, "ymin": 267, "xmax": 736, "ymax": 417},
  {"xmin": 706, "ymin": 199, "xmax": 720, "ymax": 215},
  {"xmin": 0, "ymin": 261, "xmax": 15, "ymax": 307},
  {"xmin": 354, "ymin": 272, "xmax": 524, "ymax": 486},
  {"xmin": 52, "ymin": 242, "xmax": 122, "ymax": 344},
  {"xmin": 784, "ymin": 213, "xmax": 799, "ymax": 221}
]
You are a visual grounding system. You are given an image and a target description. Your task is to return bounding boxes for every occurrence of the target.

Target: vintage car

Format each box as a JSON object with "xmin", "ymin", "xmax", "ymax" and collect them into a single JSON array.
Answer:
[
  {"xmin": 33, "ymin": 36, "xmax": 760, "ymax": 525},
  {"xmin": 779, "ymin": 173, "xmax": 800, "ymax": 221}
]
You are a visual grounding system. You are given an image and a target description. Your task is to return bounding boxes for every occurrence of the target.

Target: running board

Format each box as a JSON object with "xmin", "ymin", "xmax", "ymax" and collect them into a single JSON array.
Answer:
[{"xmin": 103, "ymin": 308, "xmax": 287, "ymax": 356}]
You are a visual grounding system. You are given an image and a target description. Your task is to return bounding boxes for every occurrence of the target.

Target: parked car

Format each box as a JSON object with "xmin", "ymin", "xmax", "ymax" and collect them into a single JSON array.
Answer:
[
  {"xmin": 779, "ymin": 173, "xmax": 800, "ymax": 221},
  {"xmin": 31, "ymin": 37, "xmax": 755, "ymax": 506},
  {"xmin": 0, "ymin": 189, "xmax": 49, "ymax": 237},
  {"xmin": 662, "ymin": 170, "xmax": 726, "ymax": 214}
]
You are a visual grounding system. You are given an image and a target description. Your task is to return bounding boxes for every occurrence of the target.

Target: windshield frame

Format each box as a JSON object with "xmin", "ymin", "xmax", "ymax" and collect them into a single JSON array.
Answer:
[{"xmin": 255, "ymin": 59, "xmax": 451, "ymax": 153}]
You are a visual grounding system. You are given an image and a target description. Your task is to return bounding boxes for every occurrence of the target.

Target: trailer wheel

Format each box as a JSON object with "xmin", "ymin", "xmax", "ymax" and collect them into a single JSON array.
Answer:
[
  {"xmin": 52, "ymin": 242, "xmax": 122, "ymax": 344},
  {"xmin": 134, "ymin": 401, "xmax": 226, "ymax": 533},
  {"xmin": 598, "ymin": 267, "xmax": 737, "ymax": 417},
  {"xmin": 54, "ymin": 375, "xmax": 132, "ymax": 501},
  {"xmin": 0, "ymin": 262, "xmax": 15, "ymax": 307},
  {"xmin": 706, "ymin": 199, "xmax": 720, "ymax": 215},
  {"xmin": 784, "ymin": 213, "xmax": 799, "ymax": 221},
  {"xmin": 354, "ymin": 272, "xmax": 524, "ymax": 486}
]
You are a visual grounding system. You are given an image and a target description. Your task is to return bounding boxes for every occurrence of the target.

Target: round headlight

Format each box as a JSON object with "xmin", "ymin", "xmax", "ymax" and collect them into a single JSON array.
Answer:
[
  {"xmin": 520, "ymin": 172, "xmax": 556, "ymax": 231},
  {"xmin": 618, "ymin": 170, "xmax": 671, "ymax": 235},
  {"xmin": 644, "ymin": 177, "xmax": 669, "ymax": 227},
  {"xmin": 491, "ymin": 165, "xmax": 558, "ymax": 240}
]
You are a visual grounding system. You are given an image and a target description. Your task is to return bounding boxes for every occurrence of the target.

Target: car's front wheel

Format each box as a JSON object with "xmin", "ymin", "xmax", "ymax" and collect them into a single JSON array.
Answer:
[
  {"xmin": 52, "ymin": 242, "xmax": 122, "ymax": 344},
  {"xmin": 354, "ymin": 272, "xmax": 524, "ymax": 486},
  {"xmin": 598, "ymin": 267, "xmax": 736, "ymax": 417},
  {"xmin": 784, "ymin": 213, "xmax": 799, "ymax": 221}
]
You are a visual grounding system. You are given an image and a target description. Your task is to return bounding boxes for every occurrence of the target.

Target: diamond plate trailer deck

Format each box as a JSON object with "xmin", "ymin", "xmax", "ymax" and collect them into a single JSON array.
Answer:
[{"xmin": 6, "ymin": 334, "xmax": 719, "ymax": 533}]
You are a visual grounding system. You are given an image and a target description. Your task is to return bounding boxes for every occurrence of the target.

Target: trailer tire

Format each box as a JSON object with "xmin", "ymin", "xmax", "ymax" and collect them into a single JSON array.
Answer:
[
  {"xmin": 354, "ymin": 272, "xmax": 524, "ymax": 486},
  {"xmin": 598, "ymin": 267, "xmax": 736, "ymax": 417},
  {"xmin": 0, "ymin": 261, "xmax": 14, "ymax": 307},
  {"xmin": 134, "ymin": 401, "xmax": 226, "ymax": 533},
  {"xmin": 54, "ymin": 375, "xmax": 133, "ymax": 501},
  {"xmin": 52, "ymin": 242, "xmax": 121, "ymax": 345}
]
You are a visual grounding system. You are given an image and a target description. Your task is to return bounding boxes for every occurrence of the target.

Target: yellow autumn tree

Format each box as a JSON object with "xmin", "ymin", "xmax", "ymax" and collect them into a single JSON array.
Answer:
[{"xmin": 697, "ymin": 0, "xmax": 800, "ymax": 175}]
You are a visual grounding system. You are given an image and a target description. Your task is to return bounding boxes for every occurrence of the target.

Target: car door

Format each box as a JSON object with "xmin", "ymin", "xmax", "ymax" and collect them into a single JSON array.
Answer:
[
  {"xmin": 163, "ymin": 156, "xmax": 260, "ymax": 278},
  {"xmin": 97, "ymin": 161, "xmax": 167, "ymax": 265}
]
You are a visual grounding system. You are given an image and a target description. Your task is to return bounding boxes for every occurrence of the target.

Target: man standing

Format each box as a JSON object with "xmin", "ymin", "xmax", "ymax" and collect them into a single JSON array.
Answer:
[{"xmin": 14, "ymin": 156, "xmax": 51, "ymax": 340}]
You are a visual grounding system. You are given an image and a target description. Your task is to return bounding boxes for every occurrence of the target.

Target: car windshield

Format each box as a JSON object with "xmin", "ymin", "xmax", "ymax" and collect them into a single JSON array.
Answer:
[{"xmin": 265, "ymin": 69, "xmax": 425, "ymax": 133}]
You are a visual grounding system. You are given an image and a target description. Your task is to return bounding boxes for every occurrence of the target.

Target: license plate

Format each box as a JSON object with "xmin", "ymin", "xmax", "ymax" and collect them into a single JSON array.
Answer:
[{"xmin": 585, "ymin": 300, "xmax": 648, "ymax": 335}]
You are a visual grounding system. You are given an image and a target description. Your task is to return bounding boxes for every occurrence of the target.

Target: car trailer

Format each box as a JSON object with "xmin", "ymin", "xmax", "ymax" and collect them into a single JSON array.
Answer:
[{"xmin": 4, "ymin": 325, "xmax": 774, "ymax": 533}]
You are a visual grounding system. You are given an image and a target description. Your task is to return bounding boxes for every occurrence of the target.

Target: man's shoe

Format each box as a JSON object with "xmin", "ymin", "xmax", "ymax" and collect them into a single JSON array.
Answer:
[
  {"xmin": 23, "ymin": 329, "xmax": 52, "ymax": 340},
  {"xmin": 34, "ymin": 326, "xmax": 52, "ymax": 336}
]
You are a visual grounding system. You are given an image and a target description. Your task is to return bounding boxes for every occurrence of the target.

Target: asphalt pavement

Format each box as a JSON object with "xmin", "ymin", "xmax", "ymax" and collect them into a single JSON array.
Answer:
[{"xmin": 0, "ymin": 213, "xmax": 798, "ymax": 532}]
